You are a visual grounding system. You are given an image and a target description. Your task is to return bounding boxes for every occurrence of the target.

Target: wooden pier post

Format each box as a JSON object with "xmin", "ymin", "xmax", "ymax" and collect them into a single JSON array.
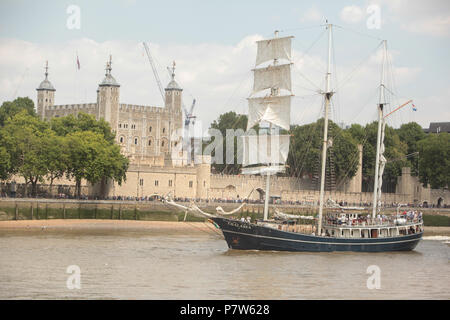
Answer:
[
  {"xmin": 15, "ymin": 203, "xmax": 18, "ymax": 220},
  {"xmin": 63, "ymin": 204, "xmax": 66, "ymax": 219},
  {"xmin": 31, "ymin": 204, "xmax": 33, "ymax": 220}
]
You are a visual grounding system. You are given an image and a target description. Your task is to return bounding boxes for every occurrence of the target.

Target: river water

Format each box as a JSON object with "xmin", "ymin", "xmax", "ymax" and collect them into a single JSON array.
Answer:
[{"xmin": 0, "ymin": 228, "xmax": 448, "ymax": 299}]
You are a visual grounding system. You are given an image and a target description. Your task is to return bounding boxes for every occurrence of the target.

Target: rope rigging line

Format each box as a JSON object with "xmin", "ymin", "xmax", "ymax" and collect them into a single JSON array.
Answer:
[
  {"xmin": 333, "ymin": 24, "xmax": 383, "ymax": 41},
  {"xmin": 332, "ymin": 41, "xmax": 384, "ymax": 92},
  {"xmin": 291, "ymin": 28, "xmax": 328, "ymax": 91}
]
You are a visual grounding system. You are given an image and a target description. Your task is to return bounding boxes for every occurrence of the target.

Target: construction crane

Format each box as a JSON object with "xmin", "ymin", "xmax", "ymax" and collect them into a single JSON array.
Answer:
[
  {"xmin": 142, "ymin": 42, "xmax": 165, "ymax": 104},
  {"xmin": 184, "ymin": 99, "xmax": 196, "ymax": 127}
]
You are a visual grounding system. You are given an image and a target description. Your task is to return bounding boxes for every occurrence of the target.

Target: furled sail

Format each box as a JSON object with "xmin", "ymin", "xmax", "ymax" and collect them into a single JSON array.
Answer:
[
  {"xmin": 376, "ymin": 120, "xmax": 387, "ymax": 210},
  {"xmin": 256, "ymin": 36, "xmax": 293, "ymax": 66},
  {"xmin": 241, "ymin": 134, "xmax": 290, "ymax": 167},
  {"xmin": 253, "ymin": 64, "xmax": 292, "ymax": 93},
  {"xmin": 247, "ymin": 95, "xmax": 291, "ymax": 131}
]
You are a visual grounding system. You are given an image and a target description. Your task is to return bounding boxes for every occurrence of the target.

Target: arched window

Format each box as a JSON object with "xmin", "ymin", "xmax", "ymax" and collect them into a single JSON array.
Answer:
[
  {"xmin": 161, "ymin": 141, "xmax": 165, "ymax": 147},
  {"xmin": 134, "ymin": 138, "xmax": 138, "ymax": 145},
  {"xmin": 162, "ymin": 128, "xmax": 166, "ymax": 134},
  {"xmin": 119, "ymin": 137, "xmax": 124, "ymax": 143},
  {"xmin": 148, "ymin": 139, "xmax": 152, "ymax": 146},
  {"xmin": 149, "ymin": 126, "xmax": 152, "ymax": 132}
]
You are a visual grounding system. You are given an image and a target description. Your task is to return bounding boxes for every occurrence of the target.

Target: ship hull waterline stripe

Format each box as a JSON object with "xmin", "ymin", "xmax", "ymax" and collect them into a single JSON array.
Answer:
[{"xmin": 221, "ymin": 229, "xmax": 422, "ymax": 246}]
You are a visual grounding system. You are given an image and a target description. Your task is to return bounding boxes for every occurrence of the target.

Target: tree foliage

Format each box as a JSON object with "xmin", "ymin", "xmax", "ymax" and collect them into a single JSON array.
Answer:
[
  {"xmin": 0, "ymin": 97, "xmax": 36, "ymax": 126},
  {"xmin": 0, "ymin": 98, "xmax": 129, "ymax": 198},
  {"xmin": 208, "ymin": 111, "xmax": 248, "ymax": 174},
  {"xmin": 287, "ymin": 119, "xmax": 359, "ymax": 186},
  {"xmin": 417, "ymin": 133, "xmax": 449, "ymax": 189}
]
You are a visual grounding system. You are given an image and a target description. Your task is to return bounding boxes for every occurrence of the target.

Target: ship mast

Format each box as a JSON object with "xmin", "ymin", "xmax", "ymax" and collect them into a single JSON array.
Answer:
[
  {"xmin": 372, "ymin": 40, "xmax": 387, "ymax": 218},
  {"xmin": 317, "ymin": 23, "xmax": 333, "ymax": 236},
  {"xmin": 262, "ymin": 30, "xmax": 280, "ymax": 221},
  {"xmin": 241, "ymin": 31, "xmax": 293, "ymax": 221}
]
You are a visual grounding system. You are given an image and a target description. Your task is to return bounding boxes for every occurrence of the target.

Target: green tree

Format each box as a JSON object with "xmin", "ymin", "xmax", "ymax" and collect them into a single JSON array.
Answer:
[
  {"xmin": 208, "ymin": 111, "xmax": 248, "ymax": 174},
  {"xmin": 0, "ymin": 111, "xmax": 50, "ymax": 196},
  {"xmin": 396, "ymin": 122, "xmax": 426, "ymax": 175},
  {"xmin": 417, "ymin": 133, "xmax": 449, "ymax": 189},
  {"xmin": 0, "ymin": 97, "xmax": 36, "ymax": 126},
  {"xmin": 287, "ymin": 119, "xmax": 359, "ymax": 187},
  {"xmin": 50, "ymin": 112, "xmax": 115, "ymax": 143},
  {"xmin": 0, "ymin": 146, "xmax": 10, "ymax": 181},
  {"xmin": 42, "ymin": 132, "xmax": 67, "ymax": 193},
  {"xmin": 65, "ymin": 131, "xmax": 128, "ymax": 198}
]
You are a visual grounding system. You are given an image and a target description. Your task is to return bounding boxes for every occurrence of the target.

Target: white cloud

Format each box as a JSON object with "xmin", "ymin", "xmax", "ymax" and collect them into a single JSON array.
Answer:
[
  {"xmin": 373, "ymin": 0, "xmax": 450, "ymax": 37},
  {"xmin": 300, "ymin": 6, "xmax": 324, "ymax": 23},
  {"xmin": 340, "ymin": 5, "xmax": 365, "ymax": 24},
  {"xmin": 0, "ymin": 34, "xmax": 432, "ymax": 131}
]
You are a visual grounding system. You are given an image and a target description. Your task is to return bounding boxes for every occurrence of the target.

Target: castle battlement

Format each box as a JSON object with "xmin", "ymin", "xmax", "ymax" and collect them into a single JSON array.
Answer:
[
  {"xmin": 51, "ymin": 103, "xmax": 97, "ymax": 111},
  {"xmin": 119, "ymin": 104, "xmax": 162, "ymax": 113}
]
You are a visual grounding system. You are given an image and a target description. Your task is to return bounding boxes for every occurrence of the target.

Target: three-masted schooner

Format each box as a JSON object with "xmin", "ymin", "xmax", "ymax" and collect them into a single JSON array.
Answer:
[{"xmin": 166, "ymin": 24, "xmax": 424, "ymax": 252}]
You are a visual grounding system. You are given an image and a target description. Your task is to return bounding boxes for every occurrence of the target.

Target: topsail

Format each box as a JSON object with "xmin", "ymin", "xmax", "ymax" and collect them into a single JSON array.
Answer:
[{"xmin": 256, "ymin": 36, "xmax": 293, "ymax": 66}]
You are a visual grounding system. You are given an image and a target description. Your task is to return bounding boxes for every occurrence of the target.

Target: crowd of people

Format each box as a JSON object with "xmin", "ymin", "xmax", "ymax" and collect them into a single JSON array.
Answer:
[{"xmin": 325, "ymin": 210, "xmax": 423, "ymax": 227}]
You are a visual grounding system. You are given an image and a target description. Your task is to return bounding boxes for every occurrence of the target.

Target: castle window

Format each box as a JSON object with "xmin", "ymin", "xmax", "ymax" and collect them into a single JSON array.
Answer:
[
  {"xmin": 149, "ymin": 126, "xmax": 152, "ymax": 132},
  {"xmin": 119, "ymin": 137, "xmax": 124, "ymax": 143},
  {"xmin": 119, "ymin": 123, "xmax": 122, "ymax": 128},
  {"xmin": 161, "ymin": 141, "xmax": 165, "ymax": 147},
  {"xmin": 189, "ymin": 181, "xmax": 193, "ymax": 188},
  {"xmin": 169, "ymin": 180, "xmax": 173, "ymax": 187},
  {"xmin": 148, "ymin": 139, "xmax": 152, "ymax": 146},
  {"xmin": 155, "ymin": 180, "xmax": 159, "ymax": 187},
  {"xmin": 203, "ymin": 181, "xmax": 206, "ymax": 187},
  {"xmin": 139, "ymin": 179, "xmax": 144, "ymax": 186},
  {"xmin": 131, "ymin": 124, "xmax": 136, "ymax": 129},
  {"xmin": 134, "ymin": 138, "xmax": 138, "ymax": 145},
  {"xmin": 162, "ymin": 128, "xmax": 166, "ymax": 134}
]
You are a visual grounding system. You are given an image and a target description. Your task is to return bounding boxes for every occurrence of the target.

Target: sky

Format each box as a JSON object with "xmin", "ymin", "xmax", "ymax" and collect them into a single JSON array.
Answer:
[{"xmin": 0, "ymin": 0, "xmax": 449, "ymax": 131}]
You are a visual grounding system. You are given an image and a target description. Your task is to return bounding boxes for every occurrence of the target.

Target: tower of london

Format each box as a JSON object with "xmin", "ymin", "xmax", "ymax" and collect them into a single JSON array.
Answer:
[{"xmin": 37, "ymin": 57, "xmax": 183, "ymax": 166}]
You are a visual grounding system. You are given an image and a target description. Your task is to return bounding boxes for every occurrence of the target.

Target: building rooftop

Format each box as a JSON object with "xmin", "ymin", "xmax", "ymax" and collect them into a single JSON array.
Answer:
[
  {"xmin": 424, "ymin": 122, "xmax": 450, "ymax": 134},
  {"xmin": 36, "ymin": 61, "xmax": 55, "ymax": 91},
  {"xmin": 99, "ymin": 56, "xmax": 120, "ymax": 87}
]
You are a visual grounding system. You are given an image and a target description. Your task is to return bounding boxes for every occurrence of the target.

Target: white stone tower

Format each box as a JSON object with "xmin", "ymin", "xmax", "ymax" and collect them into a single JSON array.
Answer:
[
  {"xmin": 36, "ymin": 61, "xmax": 55, "ymax": 120},
  {"xmin": 165, "ymin": 61, "xmax": 183, "ymax": 111},
  {"xmin": 97, "ymin": 55, "xmax": 120, "ymax": 131},
  {"xmin": 164, "ymin": 61, "xmax": 183, "ymax": 157}
]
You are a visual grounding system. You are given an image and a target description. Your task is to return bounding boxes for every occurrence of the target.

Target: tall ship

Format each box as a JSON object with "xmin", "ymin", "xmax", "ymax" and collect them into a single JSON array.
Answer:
[{"xmin": 166, "ymin": 24, "xmax": 424, "ymax": 252}]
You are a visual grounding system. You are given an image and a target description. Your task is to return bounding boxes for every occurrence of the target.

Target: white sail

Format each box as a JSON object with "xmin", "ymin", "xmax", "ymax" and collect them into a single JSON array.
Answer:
[
  {"xmin": 256, "ymin": 36, "xmax": 293, "ymax": 66},
  {"xmin": 242, "ymin": 134, "xmax": 290, "ymax": 167},
  {"xmin": 253, "ymin": 64, "xmax": 292, "ymax": 93},
  {"xmin": 247, "ymin": 95, "xmax": 291, "ymax": 130}
]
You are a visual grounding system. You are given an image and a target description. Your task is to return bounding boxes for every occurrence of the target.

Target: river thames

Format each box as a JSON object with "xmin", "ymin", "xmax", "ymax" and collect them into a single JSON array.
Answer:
[{"xmin": 0, "ymin": 225, "xmax": 448, "ymax": 299}]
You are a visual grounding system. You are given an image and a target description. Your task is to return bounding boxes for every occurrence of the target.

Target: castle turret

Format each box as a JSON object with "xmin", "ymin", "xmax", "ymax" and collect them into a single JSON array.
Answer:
[
  {"xmin": 164, "ymin": 61, "xmax": 183, "ymax": 157},
  {"xmin": 36, "ymin": 61, "xmax": 55, "ymax": 120},
  {"xmin": 165, "ymin": 61, "xmax": 182, "ymax": 112},
  {"xmin": 97, "ymin": 55, "xmax": 120, "ymax": 131}
]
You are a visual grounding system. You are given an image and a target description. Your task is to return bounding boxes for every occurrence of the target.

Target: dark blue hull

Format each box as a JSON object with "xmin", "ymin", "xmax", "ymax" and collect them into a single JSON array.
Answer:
[{"xmin": 212, "ymin": 217, "xmax": 422, "ymax": 252}]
